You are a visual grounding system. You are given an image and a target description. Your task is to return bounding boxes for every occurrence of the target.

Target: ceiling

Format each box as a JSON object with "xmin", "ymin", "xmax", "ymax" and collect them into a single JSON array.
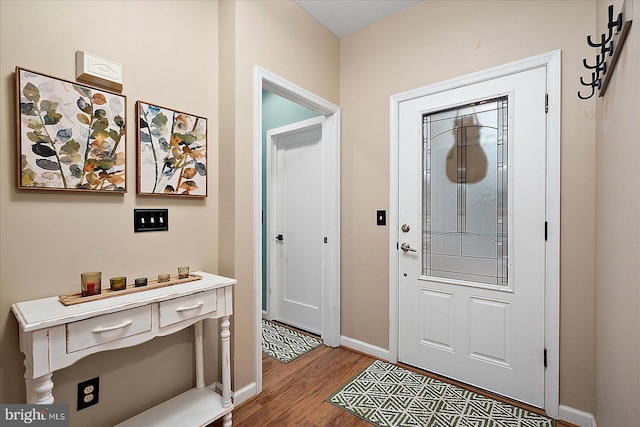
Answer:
[{"xmin": 294, "ymin": 0, "xmax": 421, "ymax": 39}]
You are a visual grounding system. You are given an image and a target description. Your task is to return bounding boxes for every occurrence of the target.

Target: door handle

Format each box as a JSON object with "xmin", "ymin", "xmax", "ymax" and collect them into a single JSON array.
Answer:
[
  {"xmin": 400, "ymin": 242, "xmax": 417, "ymax": 253},
  {"xmin": 92, "ymin": 320, "xmax": 133, "ymax": 334},
  {"xmin": 276, "ymin": 234, "xmax": 284, "ymax": 241},
  {"xmin": 175, "ymin": 301, "xmax": 204, "ymax": 312}
]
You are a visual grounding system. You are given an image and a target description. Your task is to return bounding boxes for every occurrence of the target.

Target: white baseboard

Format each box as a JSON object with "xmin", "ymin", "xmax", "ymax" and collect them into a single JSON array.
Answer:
[
  {"xmin": 340, "ymin": 335, "xmax": 390, "ymax": 361},
  {"xmin": 212, "ymin": 381, "xmax": 257, "ymax": 407},
  {"xmin": 233, "ymin": 382, "xmax": 257, "ymax": 406},
  {"xmin": 559, "ymin": 405, "xmax": 597, "ymax": 427}
]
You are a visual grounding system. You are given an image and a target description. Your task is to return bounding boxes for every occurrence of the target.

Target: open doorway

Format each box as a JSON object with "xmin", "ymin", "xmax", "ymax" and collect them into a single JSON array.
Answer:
[
  {"xmin": 261, "ymin": 92, "xmax": 322, "ymax": 329},
  {"xmin": 254, "ymin": 67, "xmax": 341, "ymax": 395}
]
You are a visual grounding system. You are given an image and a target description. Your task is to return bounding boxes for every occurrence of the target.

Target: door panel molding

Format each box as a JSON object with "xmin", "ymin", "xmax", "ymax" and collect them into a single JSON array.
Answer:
[{"xmin": 389, "ymin": 50, "xmax": 561, "ymax": 418}]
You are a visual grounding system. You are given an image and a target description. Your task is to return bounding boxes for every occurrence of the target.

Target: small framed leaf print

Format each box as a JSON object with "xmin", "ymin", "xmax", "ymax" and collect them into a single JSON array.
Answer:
[
  {"xmin": 15, "ymin": 67, "xmax": 127, "ymax": 192},
  {"xmin": 136, "ymin": 101, "xmax": 207, "ymax": 197}
]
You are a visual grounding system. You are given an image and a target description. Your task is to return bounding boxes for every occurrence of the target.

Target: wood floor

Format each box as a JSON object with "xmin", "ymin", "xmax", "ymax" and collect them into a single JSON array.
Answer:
[{"xmin": 213, "ymin": 344, "xmax": 576, "ymax": 427}]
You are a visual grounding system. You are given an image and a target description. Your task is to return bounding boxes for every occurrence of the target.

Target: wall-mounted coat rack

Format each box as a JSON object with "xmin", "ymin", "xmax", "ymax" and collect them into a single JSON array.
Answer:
[{"xmin": 578, "ymin": 1, "xmax": 633, "ymax": 100}]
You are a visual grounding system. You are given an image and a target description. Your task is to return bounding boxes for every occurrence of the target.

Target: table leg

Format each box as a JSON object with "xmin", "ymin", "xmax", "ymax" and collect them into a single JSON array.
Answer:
[
  {"xmin": 194, "ymin": 321, "xmax": 204, "ymax": 389},
  {"xmin": 223, "ymin": 412, "xmax": 232, "ymax": 427},
  {"xmin": 220, "ymin": 315, "xmax": 232, "ymax": 425},
  {"xmin": 25, "ymin": 359, "xmax": 54, "ymax": 404}
]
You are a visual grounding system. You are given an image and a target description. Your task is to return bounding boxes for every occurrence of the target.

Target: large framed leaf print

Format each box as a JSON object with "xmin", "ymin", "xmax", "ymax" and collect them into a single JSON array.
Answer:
[
  {"xmin": 136, "ymin": 101, "xmax": 207, "ymax": 197},
  {"xmin": 15, "ymin": 67, "xmax": 127, "ymax": 192}
]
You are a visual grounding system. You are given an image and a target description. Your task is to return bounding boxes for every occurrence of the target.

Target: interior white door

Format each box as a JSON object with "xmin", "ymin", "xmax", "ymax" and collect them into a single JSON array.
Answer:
[
  {"xmin": 398, "ymin": 67, "xmax": 547, "ymax": 407},
  {"xmin": 269, "ymin": 118, "xmax": 324, "ymax": 334}
]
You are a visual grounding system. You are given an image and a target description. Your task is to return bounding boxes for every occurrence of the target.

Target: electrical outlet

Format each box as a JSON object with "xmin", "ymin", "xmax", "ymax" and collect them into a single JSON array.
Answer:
[
  {"xmin": 77, "ymin": 377, "xmax": 99, "ymax": 411},
  {"xmin": 134, "ymin": 209, "xmax": 168, "ymax": 232}
]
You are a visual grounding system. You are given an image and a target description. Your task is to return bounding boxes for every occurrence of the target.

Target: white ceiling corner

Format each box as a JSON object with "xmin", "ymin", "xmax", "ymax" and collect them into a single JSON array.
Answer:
[{"xmin": 294, "ymin": 0, "xmax": 421, "ymax": 39}]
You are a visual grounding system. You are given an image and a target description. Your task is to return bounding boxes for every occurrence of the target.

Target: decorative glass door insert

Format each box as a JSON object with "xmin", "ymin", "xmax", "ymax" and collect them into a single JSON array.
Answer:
[{"xmin": 422, "ymin": 97, "xmax": 509, "ymax": 286}]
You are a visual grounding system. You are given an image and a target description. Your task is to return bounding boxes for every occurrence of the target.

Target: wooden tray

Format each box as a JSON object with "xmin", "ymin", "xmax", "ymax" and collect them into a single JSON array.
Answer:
[{"xmin": 58, "ymin": 274, "xmax": 202, "ymax": 306}]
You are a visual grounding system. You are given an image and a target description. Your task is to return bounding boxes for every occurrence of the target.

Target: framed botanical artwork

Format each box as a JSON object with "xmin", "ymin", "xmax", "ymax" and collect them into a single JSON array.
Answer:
[
  {"xmin": 15, "ymin": 67, "xmax": 127, "ymax": 192},
  {"xmin": 136, "ymin": 101, "xmax": 207, "ymax": 197}
]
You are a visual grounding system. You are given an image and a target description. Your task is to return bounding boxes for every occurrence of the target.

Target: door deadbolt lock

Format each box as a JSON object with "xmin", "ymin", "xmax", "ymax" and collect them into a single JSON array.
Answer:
[
  {"xmin": 276, "ymin": 234, "xmax": 284, "ymax": 241},
  {"xmin": 401, "ymin": 224, "xmax": 410, "ymax": 232}
]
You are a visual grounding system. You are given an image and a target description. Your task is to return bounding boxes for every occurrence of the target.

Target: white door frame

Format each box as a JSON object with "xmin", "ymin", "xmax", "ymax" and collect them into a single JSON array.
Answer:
[
  {"xmin": 267, "ymin": 116, "xmax": 325, "ymax": 329},
  {"xmin": 254, "ymin": 66, "xmax": 341, "ymax": 394},
  {"xmin": 388, "ymin": 50, "xmax": 561, "ymax": 419}
]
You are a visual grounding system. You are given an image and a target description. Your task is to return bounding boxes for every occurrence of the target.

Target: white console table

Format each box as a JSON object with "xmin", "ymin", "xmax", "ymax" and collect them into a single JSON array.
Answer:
[{"xmin": 11, "ymin": 271, "xmax": 235, "ymax": 427}]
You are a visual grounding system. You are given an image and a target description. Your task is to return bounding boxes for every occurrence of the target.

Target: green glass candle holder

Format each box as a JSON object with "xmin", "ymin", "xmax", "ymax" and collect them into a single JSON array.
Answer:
[{"xmin": 110, "ymin": 276, "xmax": 127, "ymax": 291}]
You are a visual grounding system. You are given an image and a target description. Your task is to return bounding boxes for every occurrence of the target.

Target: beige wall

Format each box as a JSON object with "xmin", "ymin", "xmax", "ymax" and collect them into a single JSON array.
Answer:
[
  {"xmin": 595, "ymin": 0, "xmax": 640, "ymax": 425},
  {"xmin": 218, "ymin": 0, "xmax": 340, "ymax": 390},
  {"xmin": 339, "ymin": 0, "xmax": 597, "ymax": 414},
  {"xmin": 0, "ymin": 1, "xmax": 219, "ymax": 425}
]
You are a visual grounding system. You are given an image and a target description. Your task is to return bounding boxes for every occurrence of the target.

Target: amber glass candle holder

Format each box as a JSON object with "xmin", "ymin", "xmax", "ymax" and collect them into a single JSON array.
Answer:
[
  {"xmin": 178, "ymin": 266, "xmax": 190, "ymax": 279},
  {"xmin": 110, "ymin": 276, "xmax": 127, "ymax": 291},
  {"xmin": 81, "ymin": 272, "xmax": 102, "ymax": 297},
  {"xmin": 158, "ymin": 273, "xmax": 170, "ymax": 283}
]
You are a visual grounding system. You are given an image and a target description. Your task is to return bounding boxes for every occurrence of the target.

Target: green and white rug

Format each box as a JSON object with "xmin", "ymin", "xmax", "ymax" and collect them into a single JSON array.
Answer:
[
  {"xmin": 328, "ymin": 360, "xmax": 555, "ymax": 427},
  {"xmin": 261, "ymin": 319, "xmax": 322, "ymax": 363}
]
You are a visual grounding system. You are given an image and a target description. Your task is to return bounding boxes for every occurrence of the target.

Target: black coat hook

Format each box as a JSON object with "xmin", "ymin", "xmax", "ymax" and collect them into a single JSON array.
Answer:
[
  {"xmin": 578, "ymin": 72, "xmax": 602, "ymax": 100},
  {"xmin": 578, "ymin": 3, "xmax": 630, "ymax": 100}
]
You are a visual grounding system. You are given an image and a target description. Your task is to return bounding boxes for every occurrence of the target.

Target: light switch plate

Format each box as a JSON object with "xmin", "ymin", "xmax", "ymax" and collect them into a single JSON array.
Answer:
[{"xmin": 134, "ymin": 209, "xmax": 168, "ymax": 232}]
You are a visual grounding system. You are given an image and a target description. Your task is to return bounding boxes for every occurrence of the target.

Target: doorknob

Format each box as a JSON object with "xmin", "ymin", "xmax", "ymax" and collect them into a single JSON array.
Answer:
[
  {"xmin": 401, "ymin": 224, "xmax": 410, "ymax": 232},
  {"xmin": 400, "ymin": 242, "xmax": 417, "ymax": 252},
  {"xmin": 276, "ymin": 234, "xmax": 284, "ymax": 241}
]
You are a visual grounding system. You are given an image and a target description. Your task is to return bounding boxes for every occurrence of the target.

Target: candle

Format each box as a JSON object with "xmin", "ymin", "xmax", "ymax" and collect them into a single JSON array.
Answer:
[
  {"xmin": 158, "ymin": 273, "xmax": 170, "ymax": 283},
  {"xmin": 81, "ymin": 272, "xmax": 102, "ymax": 297},
  {"xmin": 135, "ymin": 277, "xmax": 148, "ymax": 287}
]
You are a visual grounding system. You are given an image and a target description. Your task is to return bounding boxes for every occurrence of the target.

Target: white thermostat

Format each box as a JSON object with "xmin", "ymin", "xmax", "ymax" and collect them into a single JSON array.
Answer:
[{"xmin": 75, "ymin": 51, "xmax": 123, "ymax": 92}]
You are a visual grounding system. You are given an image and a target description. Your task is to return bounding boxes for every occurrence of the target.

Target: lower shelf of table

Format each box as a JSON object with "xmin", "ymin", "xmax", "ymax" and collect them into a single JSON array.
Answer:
[{"xmin": 114, "ymin": 386, "xmax": 233, "ymax": 427}]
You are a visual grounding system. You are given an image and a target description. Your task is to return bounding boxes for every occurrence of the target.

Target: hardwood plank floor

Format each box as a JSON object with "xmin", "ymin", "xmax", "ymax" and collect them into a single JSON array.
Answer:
[{"xmin": 213, "ymin": 345, "xmax": 577, "ymax": 427}]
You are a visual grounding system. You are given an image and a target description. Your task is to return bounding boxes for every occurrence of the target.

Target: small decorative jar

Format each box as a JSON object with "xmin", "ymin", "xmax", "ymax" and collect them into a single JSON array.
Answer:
[
  {"xmin": 178, "ymin": 266, "xmax": 190, "ymax": 279},
  {"xmin": 81, "ymin": 271, "xmax": 102, "ymax": 297},
  {"xmin": 110, "ymin": 276, "xmax": 127, "ymax": 291}
]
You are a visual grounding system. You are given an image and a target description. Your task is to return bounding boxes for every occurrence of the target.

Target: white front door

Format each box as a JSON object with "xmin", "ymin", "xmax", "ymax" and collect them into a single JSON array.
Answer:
[
  {"xmin": 398, "ymin": 66, "xmax": 547, "ymax": 407},
  {"xmin": 268, "ymin": 117, "xmax": 324, "ymax": 334}
]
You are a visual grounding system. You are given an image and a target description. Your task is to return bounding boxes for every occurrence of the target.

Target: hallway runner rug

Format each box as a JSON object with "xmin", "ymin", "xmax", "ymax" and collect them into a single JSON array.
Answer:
[
  {"xmin": 328, "ymin": 360, "xmax": 555, "ymax": 427},
  {"xmin": 262, "ymin": 319, "xmax": 322, "ymax": 363}
]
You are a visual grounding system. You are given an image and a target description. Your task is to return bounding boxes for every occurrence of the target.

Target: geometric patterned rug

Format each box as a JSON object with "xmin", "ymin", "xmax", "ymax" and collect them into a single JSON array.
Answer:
[
  {"xmin": 328, "ymin": 360, "xmax": 555, "ymax": 427},
  {"xmin": 261, "ymin": 319, "xmax": 323, "ymax": 363}
]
